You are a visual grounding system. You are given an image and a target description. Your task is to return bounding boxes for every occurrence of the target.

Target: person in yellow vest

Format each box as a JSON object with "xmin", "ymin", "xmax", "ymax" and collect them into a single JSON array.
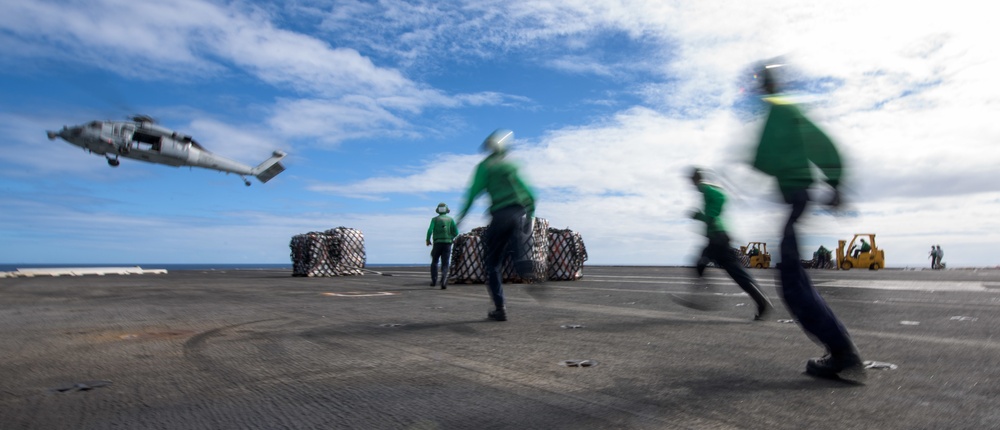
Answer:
[{"xmin": 426, "ymin": 203, "xmax": 458, "ymax": 289}]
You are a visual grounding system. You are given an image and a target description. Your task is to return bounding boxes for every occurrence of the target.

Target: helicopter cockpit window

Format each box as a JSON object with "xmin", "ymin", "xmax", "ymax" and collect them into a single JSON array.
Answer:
[{"xmin": 118, "ymin": 124, "xmax": 135, "ymax": 136}]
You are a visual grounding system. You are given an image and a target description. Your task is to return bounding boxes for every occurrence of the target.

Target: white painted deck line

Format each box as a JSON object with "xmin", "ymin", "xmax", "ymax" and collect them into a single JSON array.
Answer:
[
  {"xmin": 0, "ymin": 267, "xmax": 168, "ymax": 278},
  {"xmin": 817, "ymin": 280, "xmax": 996, "ymax": 292}
]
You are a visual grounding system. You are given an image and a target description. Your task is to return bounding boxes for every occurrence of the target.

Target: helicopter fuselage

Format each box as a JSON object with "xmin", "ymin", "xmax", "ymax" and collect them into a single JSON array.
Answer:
[{"xmin": 47, "ymin": 118, "xmax": 286, "ymax": 185}]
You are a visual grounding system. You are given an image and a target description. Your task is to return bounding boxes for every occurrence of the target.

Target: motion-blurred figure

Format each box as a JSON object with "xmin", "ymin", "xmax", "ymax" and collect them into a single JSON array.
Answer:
[
  {"xmin": 426, "ymin": 203, "xmax": 458, "ymax": 289},
  {"xmin": 814, "ymin": 245, "xmax": 832, "ymax": 269},
  {"xmin": 456, "ymin": 129, "xmax": 537, "ymax": 322},
  {"xmin": 750, "ymin": 63, "xmax": 865, "ymax": 381},
  {"xmin": 685, "ymin": 167, "xmax": 773, "ymax": 320}
]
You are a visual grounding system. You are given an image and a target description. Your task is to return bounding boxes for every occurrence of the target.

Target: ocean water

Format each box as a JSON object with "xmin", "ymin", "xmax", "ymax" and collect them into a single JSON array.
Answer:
[
  {"xmin": 0, "ymin": 263, "xmax": 292, "ymax": 272},
  {"xmin": 0, "ymin": 263, "xmax": 425, "ymax": 272}
]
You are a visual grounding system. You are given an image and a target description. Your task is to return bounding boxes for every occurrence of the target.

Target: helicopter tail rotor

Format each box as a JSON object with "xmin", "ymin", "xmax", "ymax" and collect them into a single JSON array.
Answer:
[{"xmin": 251, "ymin": 150, "xmax": 287, "ymax": 184}]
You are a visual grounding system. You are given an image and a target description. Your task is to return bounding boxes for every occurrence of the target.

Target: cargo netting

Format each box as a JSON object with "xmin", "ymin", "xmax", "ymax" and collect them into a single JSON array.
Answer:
[
  {"xmin": 546, "ymin": 228, "xmax": 588, "ymax": 281},
  {"xmin": 738, "ymin": 251, "xmax": 750, "ymax": 268},
  {"xmin": 448, "ymin": 226, "xmax": 488, "ymax": 284},
  {"xmin": 448, "ymin": 218, "xmax": 588, "ymax": 284},
  {"xmin": 290, "ymin": 227, "xmax": 366, "ymax": 277},
  {"xmin": 502, "ymin": 217, "xmax": 550, "ymax": 283}
]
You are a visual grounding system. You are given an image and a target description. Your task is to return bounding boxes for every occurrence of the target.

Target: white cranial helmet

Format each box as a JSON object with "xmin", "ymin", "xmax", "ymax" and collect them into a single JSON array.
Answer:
[{"xmin": 481, "ymin": 129, "xmax": 514, "ymax": 154}]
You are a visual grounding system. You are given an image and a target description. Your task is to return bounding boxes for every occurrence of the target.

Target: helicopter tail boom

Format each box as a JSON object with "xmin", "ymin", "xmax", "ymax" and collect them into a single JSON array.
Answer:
[{"xmin": 252, "ymin": 150, "xmax": 287, "ymax": 183}]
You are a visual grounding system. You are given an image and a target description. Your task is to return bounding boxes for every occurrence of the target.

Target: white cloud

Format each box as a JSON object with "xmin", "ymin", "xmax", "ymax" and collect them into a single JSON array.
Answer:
[
  {"xmin": 0, "ymin": 192, "xmax": 470, "ymax": 265},
  {"xmin": 521, "ymin": 107, "xmax": 748, "ymax": 195},
  {"xmin": 0, "ymin": 0, "xmax": 521, "ymax": 146},
  {"xmin": 184, "ymin": 118, "xmax": 286, "ymax": 164},
  {"xmin": 4, "ymin": 0, "xmax": 1000, "ymax": 267},
  {"xmin": 307, "ymin": 153, "xmax": 481, "ymax": 198},
  {"xmin": 268, "ymin": 98, "xmax": 411, "ymax": 145},
  {"xmin": 544, "ymin": 55, "xmax": 618, "ymax": 78},
  {"xmin": 0, "ymin": 0, "xmax": 226, "ymax": 77},
  {"xmin": 306, "ymin": 0, "xmax": 997, "ymax": 267}
]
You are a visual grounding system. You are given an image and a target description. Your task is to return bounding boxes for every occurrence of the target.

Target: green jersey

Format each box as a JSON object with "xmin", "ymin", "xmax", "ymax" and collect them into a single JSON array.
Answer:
[
  {"xmin": 426, "ymin": 215, "xmax": 458, "ymax": 244},
  {"xmin": 693, "ymin": 182, "xmax": 728, "ymax": 235},
  {"xmin": 458, "ymin": 153, "xmax": 535, "ymax": 221},
  {"xmin": 753, "ymin": 96, "xmax": 843, "ymax": 195}
]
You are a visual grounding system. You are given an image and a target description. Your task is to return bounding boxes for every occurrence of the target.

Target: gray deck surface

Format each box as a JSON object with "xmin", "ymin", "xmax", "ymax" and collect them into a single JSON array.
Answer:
[{"xmin": 2, "ymin": 266, "xmax": 999, "ymax": 429}]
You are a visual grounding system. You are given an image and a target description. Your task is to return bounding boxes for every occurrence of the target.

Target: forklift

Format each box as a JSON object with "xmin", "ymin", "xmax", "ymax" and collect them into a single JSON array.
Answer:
[
  {"xmin": 739, "ymin": 242, "xmax": 771, "ymax": 269},
  {"xmin": 836, "ymin": 233, "xmax": 885, "ymax": 270}
]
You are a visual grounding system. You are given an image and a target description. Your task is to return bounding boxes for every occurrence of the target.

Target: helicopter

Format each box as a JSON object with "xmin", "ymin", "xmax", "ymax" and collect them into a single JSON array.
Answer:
[{"xmin": 47, "ymin": 115, "xmax": 286, "ymax": 186}]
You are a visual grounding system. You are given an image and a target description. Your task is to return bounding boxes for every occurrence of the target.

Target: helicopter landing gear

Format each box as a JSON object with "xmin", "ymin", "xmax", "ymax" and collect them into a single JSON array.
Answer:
[
  {"xmin": 240, "ymin": 175, "xmax": 251, "ymax": 186},
  {"xmin": 107, "ymin": 156, "xmax": 120, "ymax": 167}
]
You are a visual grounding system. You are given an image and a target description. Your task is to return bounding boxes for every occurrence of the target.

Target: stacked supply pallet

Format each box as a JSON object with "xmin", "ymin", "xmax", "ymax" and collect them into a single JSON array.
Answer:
[
  {"xmin": 501, "ymin": 217, "xmax": 550, "ymax": 283},
  {"xmin": 290, "ymin": 227, "xmax": 366, "ymax": 276},
  {"xmin": 546, "ymin": 228, "xmax": 588, "ymax": 281},
  {"xmin": 448, "ymin": 226, "xmax": 488, "ymax": 284},
  {"xmin": 448, "ymin": 218, "xmax": 588, "ymax": 284}
]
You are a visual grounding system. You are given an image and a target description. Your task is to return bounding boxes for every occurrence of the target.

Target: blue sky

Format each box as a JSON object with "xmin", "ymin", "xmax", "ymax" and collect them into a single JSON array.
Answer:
[{"xmin": 2, "ymin": 0, "xmax": 998, "ymax": 267}]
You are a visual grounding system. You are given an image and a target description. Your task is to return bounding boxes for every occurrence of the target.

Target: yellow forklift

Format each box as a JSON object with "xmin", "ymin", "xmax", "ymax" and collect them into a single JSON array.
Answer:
[
  {"xmin": 739, "ymin": 242, "xmax": 771, "ymax": 268},
  {"xmin": 836, "ymin": 234, "xmax": 885, "ymax": 270}
]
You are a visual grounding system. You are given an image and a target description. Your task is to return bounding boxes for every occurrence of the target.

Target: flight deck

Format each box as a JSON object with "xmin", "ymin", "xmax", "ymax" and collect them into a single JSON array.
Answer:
[{"xmin": 2, "ymin": 266, "xmax": 998, "ymax": 429}]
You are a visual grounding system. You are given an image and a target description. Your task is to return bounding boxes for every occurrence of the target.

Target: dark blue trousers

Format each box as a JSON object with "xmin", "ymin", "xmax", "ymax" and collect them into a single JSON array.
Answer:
[
  {"xmin": 482, "ymin": 205, "xmax": 527, "ymax": 310},
  {"xmin": 779, "ymin": 188, "xmax": 856, "ymax": 355},
  {"xmin": 696, "ymin": 231, "xmax": 770, "ymax": 312},
  {"xmin": 430, "ymin": 243, "xmax": 451, "ymax": 285}
]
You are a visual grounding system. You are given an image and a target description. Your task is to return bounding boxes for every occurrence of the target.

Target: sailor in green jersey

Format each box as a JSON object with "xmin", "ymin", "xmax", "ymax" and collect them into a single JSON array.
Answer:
[
  {"xmin": 426, "ymin": 203, "xmax": 458, "ymax": 289},
  {"xmin": 456, "ymin": 129, "xmax": 536, "ymax": 322},
  {"xmin": 686, "ymin": 167, "xmax": 772, "ymax": 320},
  {"xmin": 814, "ymin": 245, "xmax": 832, "ymax": 269},
  {"xmin": 851, "ymin": 238, "xmax": 871, "ymax": 259},
  {"xmin": 751, "ymin": 63, "xmax": 864, "ymax": 381}
]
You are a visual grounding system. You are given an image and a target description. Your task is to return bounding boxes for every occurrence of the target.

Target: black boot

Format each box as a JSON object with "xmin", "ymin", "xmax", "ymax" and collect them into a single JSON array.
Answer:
[
  {"xmin": 487, "ymin": 307, "xmax": 507, "ymax": 321},
  {"xmin": 753, "ymin": 306, "xmax": 771, "ymax": 321},
  {"xmin": 754, "ymin": 301, "xmax": 774, "ymax": 321},
  {"xmin": 806, "ymin": 350, "xmax": 866, "ymax": 382}
]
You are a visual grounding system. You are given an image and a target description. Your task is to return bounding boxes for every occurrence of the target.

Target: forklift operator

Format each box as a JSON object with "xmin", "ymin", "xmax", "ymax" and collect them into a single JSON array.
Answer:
[{"xmin": 852, "ymin": 238, "xmax": 871, "ymax": 258}]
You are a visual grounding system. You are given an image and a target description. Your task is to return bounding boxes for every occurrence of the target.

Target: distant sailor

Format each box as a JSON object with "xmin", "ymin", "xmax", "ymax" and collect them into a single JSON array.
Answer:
[{"xmin": 426, "ymin": 203, "xmax": 458, "ymax": 289}]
